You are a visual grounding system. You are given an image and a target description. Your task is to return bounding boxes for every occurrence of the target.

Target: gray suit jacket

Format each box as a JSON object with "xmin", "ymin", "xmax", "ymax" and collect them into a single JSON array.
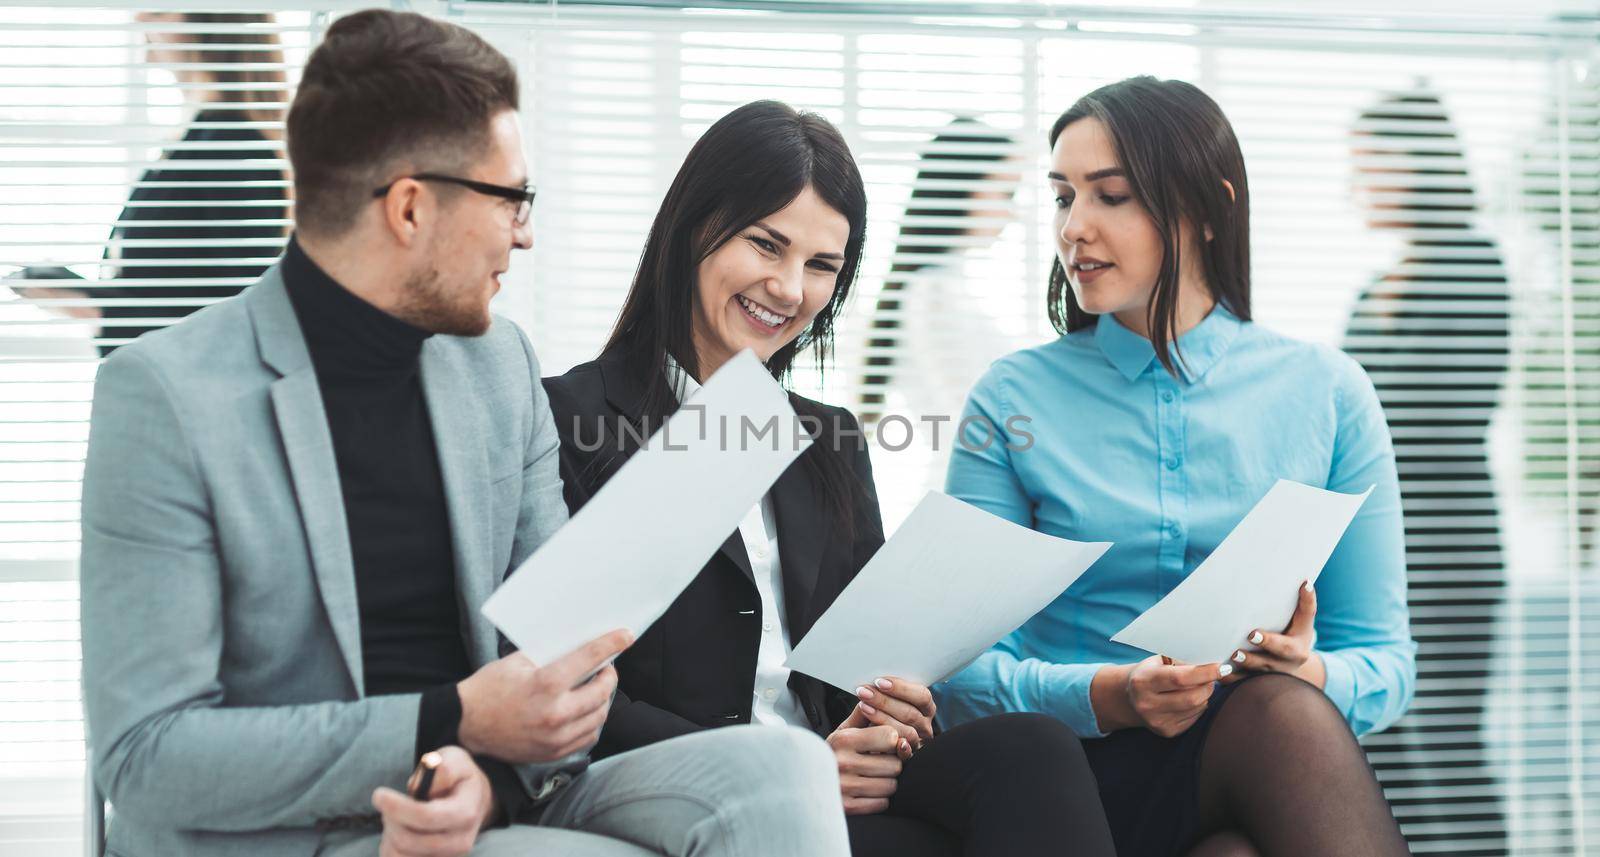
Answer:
[{"xmin": 79, "ymin": 265, "xmax": 575, "ymax": 856}]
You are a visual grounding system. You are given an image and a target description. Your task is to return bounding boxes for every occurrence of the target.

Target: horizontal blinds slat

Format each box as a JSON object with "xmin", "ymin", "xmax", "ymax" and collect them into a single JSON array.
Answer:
[{"xmin": 3, "ymin": 4, "xmax": 1599, "ymax": 852}]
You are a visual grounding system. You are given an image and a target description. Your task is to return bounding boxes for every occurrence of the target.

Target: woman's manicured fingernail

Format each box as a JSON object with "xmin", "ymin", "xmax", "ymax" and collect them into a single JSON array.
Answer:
[
  {"xmin": 1232, "ymin": 650, "xmax": 1247, "ymax": 664},
  {"xmin": 1249, "ymin": 631, "xmax": 1265, "ymax": 645},
  {"xmin": 1304, "ymin": 580, "xmax": 1315, "ymax": 594},
  {"xmin": 901, "ymin": 739, "xmax": 912, "ymax": 754},
  {"xmin": 859, "ymin": 702, "xmax": 876, "ymax": 715},
  {"xmin": 1218, "ymin": 663, "xmax": 1234, "ymax": 677},
  {"xmin": 855, "ymin": 686, "xmax": 874, "ymax": 700},
  {"xmin": 875, "ymin": 678, "xmax": 894, "ymax": 690}
]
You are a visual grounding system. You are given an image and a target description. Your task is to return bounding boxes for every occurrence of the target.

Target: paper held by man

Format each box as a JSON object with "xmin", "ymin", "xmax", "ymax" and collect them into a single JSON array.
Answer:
[
  {"xmin": 786, "ymin": 491, "xmax": 1112, "ymax": 692},
  {"xmin": 482, "ymin": 349, "xmax": 811, "ymax": 666},
  {"xmin": 1112, "ymin": 479, "xmax": 1374, "ymax": 666}
]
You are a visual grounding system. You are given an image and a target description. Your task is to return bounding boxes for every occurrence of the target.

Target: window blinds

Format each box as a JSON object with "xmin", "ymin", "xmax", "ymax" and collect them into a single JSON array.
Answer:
[
  {"xmin": 2, "ymin": 2, "xmax": 1597, "ymax": 854},
  {"xmin": 0, "ymin": 8, "xmax": 314, "ymax": 854}
]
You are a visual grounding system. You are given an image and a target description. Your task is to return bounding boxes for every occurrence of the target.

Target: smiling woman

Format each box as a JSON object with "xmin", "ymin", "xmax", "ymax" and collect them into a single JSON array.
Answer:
[
  {"xmin": 600, "ymin": 101, "xmax": 866, "ymax": 419},
  {"xmin": 540, "ymin": 99, "xmax": 1118, "ymax": 857},
  {"xmin": 692, "ymin": 188, "xmax": 849, "ymax": 370}
]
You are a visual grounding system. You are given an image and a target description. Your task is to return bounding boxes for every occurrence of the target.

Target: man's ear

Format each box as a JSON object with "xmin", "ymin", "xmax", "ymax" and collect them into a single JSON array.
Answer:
[{"xmin": 377, "ymin": 177, "xmax": 426, "ymax": 247}]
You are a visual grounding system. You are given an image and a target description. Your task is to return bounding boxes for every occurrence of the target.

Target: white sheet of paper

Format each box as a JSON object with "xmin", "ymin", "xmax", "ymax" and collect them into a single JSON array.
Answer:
[
  {"xmin": 784, "ymin": 491, "xmax": 1111, "ymax": 691},
  {"xmin": 1110, "ymin": 479, "xmax": 1373, "ymax": 666},
  {"xmin": 482, "ymin": 349, "xmax": 811, "ymax": 665}
]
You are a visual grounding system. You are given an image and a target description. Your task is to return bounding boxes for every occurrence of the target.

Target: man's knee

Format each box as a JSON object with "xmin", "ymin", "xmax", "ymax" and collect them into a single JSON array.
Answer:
[
  {"xmin": 471, "ymin": 825, "xmax": 659, "ymax": 857},
  {"xmin": 712, "ymin": 726, "xmax": 837, "ymax": 789}
]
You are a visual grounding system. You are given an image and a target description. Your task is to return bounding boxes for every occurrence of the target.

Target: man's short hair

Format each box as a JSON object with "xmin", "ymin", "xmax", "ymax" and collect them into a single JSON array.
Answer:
[{"xmin": 287, "ymin": 9, "xmax": 519, "ymax": 237}]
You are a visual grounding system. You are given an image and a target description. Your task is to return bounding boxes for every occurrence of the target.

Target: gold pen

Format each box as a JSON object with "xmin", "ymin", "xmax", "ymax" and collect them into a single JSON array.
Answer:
[{"xmin": 409, "ymin": 751, "xmax": 443, "ymax": 802}]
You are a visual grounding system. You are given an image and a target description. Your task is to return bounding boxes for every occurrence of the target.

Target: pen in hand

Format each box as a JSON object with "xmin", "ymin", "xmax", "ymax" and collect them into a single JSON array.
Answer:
[{"xmin": 409, "ymin": 750, "xmax": 442, "ymax": 802}]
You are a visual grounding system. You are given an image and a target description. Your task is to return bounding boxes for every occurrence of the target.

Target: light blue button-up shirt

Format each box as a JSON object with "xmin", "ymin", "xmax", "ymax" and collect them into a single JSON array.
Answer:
[{"xmin": 934, "ymin": 306, "xmax": 1417, "ymax": 738}]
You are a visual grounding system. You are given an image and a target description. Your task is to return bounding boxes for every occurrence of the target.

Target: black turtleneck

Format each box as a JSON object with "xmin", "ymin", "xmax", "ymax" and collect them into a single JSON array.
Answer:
[
  {"xmin": 282, "ymin": 239, "xmax": 542, "ymax": 820},
  {"xmin": 282, "ymin": 236, "xmax": 470, "ymax": 704}
]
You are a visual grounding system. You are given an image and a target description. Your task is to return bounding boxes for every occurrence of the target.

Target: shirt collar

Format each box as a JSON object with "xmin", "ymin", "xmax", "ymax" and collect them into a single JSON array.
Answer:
[
  {"xmin": 663, "ymin": 354, "xmax": 701, "ymax": 404},
  {"xmin": 1093, "ymin": 304, "xmax": 1244, "ymax": 384}
]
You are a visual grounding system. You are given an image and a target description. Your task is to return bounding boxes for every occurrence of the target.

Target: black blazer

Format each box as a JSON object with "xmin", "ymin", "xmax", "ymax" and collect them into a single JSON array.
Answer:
[{"xmin": 542, "ymin": 353, "xmax": 885, "ymax": 758}]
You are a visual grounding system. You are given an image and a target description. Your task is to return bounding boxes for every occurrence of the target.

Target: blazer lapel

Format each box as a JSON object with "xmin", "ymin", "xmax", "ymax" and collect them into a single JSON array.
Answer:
[
  {"xmin": 250, "ymin": 272, "xmax": 366, "ymax": 693},
  {"xmin": 718, "ymin": 530, "xmax": 756, "ymax": 585},
  {"xmin": 421, "ymin": 341, "xmax": 498, "ymax": 667},
  {"xmin": 599, "ymin": 356, "xmax": 756, "ymax": 586},
  {"xmin": 770, "ymin": 454, "xmax": 824, "ymax": 632}
]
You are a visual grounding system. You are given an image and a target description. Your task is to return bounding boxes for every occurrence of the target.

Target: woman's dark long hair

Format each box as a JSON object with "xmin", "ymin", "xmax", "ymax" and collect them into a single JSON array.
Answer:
[
  {"xmin": 602, "ymin": 100, "xmax": 870, "ymax": 530},
  {"xmin": 1046, "ymin": 76, "xmax": 1251, "ymax": 375}
]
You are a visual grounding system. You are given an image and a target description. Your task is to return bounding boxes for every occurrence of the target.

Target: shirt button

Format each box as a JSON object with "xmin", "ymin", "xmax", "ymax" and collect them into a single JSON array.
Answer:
[
  {"xmin": 763, "ymin": 688, "xmax": 777, "ymax": 700},
  {"xmin": 1165, "ymin": 457, "xmax": 1180, "ymax": 470},
  {"xmin": 1162, "ymin": 391, "xmax": 1174, "ymax": 403},
  {"xmin": 763, "ymin": 622, "xmax": 774, "ymax": 632},
  {"xmin": 752, "ymin": 546, "xmax": 768, "ymax": 559}
]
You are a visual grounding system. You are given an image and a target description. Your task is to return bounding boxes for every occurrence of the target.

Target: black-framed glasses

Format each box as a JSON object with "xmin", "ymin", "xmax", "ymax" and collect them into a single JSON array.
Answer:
[{"xmin": 372, "ymin": 173, "xmax": 536, "ymax": 225}]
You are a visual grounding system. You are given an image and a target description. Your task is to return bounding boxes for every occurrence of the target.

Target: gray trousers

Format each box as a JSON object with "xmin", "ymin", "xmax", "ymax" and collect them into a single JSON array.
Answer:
[{"xmin": 319, "ymin": 726, "xmax": 849, "ymax": 857}]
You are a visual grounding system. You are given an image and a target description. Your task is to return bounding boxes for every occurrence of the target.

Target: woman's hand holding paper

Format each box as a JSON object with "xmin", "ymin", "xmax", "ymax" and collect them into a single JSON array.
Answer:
[
  {"xmin": 852, "ymin": 676, "xmax": 937, "ymax": 751},
  {"xmin": 1222, "ymin": 580, "xmax": 1326, "ymax": 688},
  {"xmin": 1091, "ymin": 656, "xmax": 1232, "ymax": 737}
]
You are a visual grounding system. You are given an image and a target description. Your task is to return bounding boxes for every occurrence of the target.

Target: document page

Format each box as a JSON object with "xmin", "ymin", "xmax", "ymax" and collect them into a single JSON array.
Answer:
[
  {"xmin": 482, "ymin": 350, "xmax": 811, "ymax": 665},
  {"xmin": 785, "ymin": 491, "xmax": 1111, "ymax": 691},
  {"xmin": 1111, "ymin": 479, "xmax": 1373, "ymax": 666}
]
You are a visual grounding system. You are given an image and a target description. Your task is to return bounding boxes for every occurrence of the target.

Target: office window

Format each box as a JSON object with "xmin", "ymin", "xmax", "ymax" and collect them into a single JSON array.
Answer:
[
  {"xmin": 1, "ymin": 1, "xmax": 1595, "ymax": 853},
  {"xmin": 0, "ymin": 7, "xmax": 309, "ymax": 852}
]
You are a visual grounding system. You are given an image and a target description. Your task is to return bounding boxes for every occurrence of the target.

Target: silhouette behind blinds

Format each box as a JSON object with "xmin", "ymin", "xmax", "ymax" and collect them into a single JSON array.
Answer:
[
  {"xmin": 1342, "ymin": 86, "xmax": 1511, "ymax": 856},
  {"xmin": 15, "ymin": 12, "xmax": 290, "ymax": 355},
  {"xmin": 857, "ymin": 119, "xmax": 1021, "ymax": 427}
]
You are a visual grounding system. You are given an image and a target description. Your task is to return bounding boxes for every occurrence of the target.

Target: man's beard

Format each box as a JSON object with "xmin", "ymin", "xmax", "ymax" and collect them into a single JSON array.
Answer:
[{"xmin": 391, "ymin": 264, "xmax": 492, "ymax": 337}]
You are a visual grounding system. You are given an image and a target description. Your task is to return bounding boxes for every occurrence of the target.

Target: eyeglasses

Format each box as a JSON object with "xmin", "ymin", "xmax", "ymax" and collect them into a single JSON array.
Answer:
[{"xmin": 372, "ymin": 173, "xmax": 536, "ymax": 225}]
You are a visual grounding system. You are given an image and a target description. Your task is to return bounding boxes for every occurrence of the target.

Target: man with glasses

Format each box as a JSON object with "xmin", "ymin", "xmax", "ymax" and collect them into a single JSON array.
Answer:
[
  {"xmin": 79, "ymin": 9, "xmax": 848, "ymax": 857},
  {"xmin": 373, "ymin": 174, "xmax": 536, "ymax": 224}
]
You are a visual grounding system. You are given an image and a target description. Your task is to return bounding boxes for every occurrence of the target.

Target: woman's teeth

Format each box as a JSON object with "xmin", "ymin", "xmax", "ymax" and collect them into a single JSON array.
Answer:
[
  {"xmin": 736, "ymin": 294, "xmax": 789, "ymax": 327},
  {"xmin": 1074, "ymin": 262, "xmax": 1111, "ymax": 270}
]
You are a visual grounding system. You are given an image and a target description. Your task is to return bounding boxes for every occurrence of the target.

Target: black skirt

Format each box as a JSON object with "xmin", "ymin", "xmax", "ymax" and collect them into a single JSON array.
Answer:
[{"xmin": 1080, "ymin": 681, "xmax": 1242, "ymax": 857}]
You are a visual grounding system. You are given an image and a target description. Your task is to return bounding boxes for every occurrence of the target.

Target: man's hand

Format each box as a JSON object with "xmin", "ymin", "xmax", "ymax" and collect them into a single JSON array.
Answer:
[
  {"xmin": 456, "ymin": 629, "xmax": 632, "ymax": 764},
  {"xmin": 372, "ymin": 746, "xmax": 493, "ymax": 857}
]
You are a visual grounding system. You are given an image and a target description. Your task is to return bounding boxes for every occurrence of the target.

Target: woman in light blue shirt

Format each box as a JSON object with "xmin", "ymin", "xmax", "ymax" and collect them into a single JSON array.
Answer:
[{"xmin": 935, "ymin": 76, "xmax": 1415, "ymax": 857}]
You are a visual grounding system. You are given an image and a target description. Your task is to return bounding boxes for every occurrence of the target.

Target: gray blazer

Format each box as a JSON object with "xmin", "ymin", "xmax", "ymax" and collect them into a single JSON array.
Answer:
[{"xmin": 79, "ymin": 265, "xmax": 575, "ymax": 856}]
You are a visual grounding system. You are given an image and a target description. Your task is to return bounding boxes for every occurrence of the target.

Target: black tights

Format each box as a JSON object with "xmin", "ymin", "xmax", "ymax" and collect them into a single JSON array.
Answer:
[
  {"xmin": 1188, "ymin": 674, "xmax": 1410, "ymax": 857},
  {"xmin": 848, "ymin": 711, "xmax": 1116, "ymax": 857}
]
